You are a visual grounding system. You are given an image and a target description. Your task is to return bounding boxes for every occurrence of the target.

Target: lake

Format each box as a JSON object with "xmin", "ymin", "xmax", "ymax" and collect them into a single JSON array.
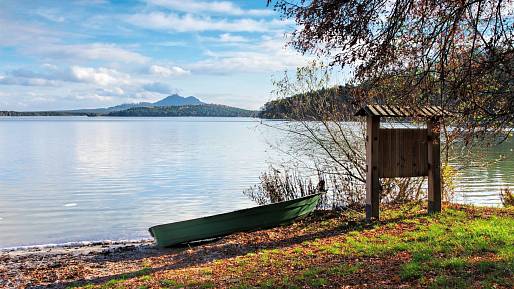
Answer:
[{"xmin": 0, "ymin": 117, "xmax": 512, "ymax": 248}]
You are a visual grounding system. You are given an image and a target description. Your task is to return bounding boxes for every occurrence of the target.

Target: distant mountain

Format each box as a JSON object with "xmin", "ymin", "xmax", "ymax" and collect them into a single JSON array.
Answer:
[
  {"xmin": 71, "ymin": 94, "xmax": 205, "ymax": 114},
  {"xmin": 0, "ymin": 95, "xmax": 256, "ymax": 118},
  {"xmin": 17, "ymin": 94, "xmax": 205, "ymax": 115},
  {"xmin": 104, "ymin": 94, "xmax": 203, "ymax": 112},
  {"xmin": 153, "ymin": 94, "xmax": 203, "ymax": 106}
]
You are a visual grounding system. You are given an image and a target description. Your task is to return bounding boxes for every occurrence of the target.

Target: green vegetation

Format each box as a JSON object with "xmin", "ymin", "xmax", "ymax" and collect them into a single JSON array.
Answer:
[
  {"xmin": 84, "ymin": 204, "xmax": 513, "ymax": 288},
  {"xmin": 501, "ymin": 187, "xmax": 514, "ymax": 207},
  {"xmin": 257, "ymin": 85, "xmax": 352, "ymax": 120},
  {"xmin": 0, "ymin": 110, "xmax": 92, "ymax": 116},
  {"xmin": 0, "ymin": 104, "xmax": 257, "ymax": 118},
  {"xmin": 0, "ymin": 104, "xmax": 256, "ymax": 117},
  {"xmin": 0, "ymin": 95, "xmax": 257, "ymax": 118},
  {"xmin": 106, "ymin": 104, "xmax": 256, "ymax": 117}
]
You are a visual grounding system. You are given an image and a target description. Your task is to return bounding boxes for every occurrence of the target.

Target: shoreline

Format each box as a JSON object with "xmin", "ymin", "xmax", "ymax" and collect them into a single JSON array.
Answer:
[
  {"xmin": 0, "ymin": 238, "xmax": 153, "ymax": 254},
  {"xmin": 1, "ymin": 205, "xmax": 512, "ymax": 289},
  {"xmin": 1, "ymin": 238, "xmax": 165, "ymax": 289}
]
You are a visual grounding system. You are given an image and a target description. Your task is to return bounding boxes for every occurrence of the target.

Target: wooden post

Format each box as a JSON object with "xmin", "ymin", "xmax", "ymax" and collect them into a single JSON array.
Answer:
[
  {"xmin": 427, "ymin": 117, "xmax": 441, "ymax": 213},
  {"xmin": 366, "ymin": 115, "xmax": 380, "ymax": 221}
]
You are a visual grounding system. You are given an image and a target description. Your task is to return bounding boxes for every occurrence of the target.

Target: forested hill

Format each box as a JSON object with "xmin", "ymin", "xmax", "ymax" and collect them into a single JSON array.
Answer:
[
  {"xmin": 106, "ymin": 104, "xmax": 257, "ymax": 117},
  {"xmin": 0, "ymin": 94, "xmax": 256, "ymax": 117},
  {"xmin": 1, "ymin": 87, "xmax": 354, "ymax": 118},
  {"xmin": 257, "ymin": 86, "xmax": 355, "ymax": 119},
  {"xmin": 0, "ymin": 111, "xmax": 92, "ymax": 116}
]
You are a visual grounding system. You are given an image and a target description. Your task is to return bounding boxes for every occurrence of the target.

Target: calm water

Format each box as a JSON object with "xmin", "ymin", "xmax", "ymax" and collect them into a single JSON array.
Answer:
[{"xmin": 0, "ymin": 117, "xmax": 512, "ymax": 248}]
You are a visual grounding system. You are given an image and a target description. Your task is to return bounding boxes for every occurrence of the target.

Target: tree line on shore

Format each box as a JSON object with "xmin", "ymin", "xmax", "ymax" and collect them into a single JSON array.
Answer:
[
  {"xmin": 0, "ymin": 104, "xmax": 258, "ymax": 118},
  {"xmin": 0, "ymin": 94, "xmax": 343, "ymax": 119}
]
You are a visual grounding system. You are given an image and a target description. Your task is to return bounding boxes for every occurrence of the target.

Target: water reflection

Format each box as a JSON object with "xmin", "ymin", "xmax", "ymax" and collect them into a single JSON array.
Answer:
[
  {"xmin": 0, "ymin": 117, "xmax": 512, "ymax": 248},
  {"xmin": 0, "ymin": 117, "xmax": 265, "ymax": 248},
  {"xmin": 451, "ymin": 139, "xmax": 514, "ymax": 206}
]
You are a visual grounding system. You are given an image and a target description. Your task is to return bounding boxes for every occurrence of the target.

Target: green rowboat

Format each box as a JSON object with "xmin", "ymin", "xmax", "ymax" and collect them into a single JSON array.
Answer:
[{"xmin": 149, "ymin": 193, "xmax": 321, "ymax": 247}]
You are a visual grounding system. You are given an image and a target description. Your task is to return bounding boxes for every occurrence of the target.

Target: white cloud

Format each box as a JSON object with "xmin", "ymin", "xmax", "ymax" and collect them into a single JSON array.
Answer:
[
  {"xmin": 142, "ymin": 82, "xmax": 175, "ymax": 94},
  {"xmin": 96, "ymin": 87, "xmax": 125, "ymax": 96},
  {"xmin": 0, "ymin": 68, "xmax": 63, "ymax": 86},
  {"xmin": 128, "ymin": 12, "xmax": 289, "ymax": 32},
  {"xmin": 0, "ymin": 19, "xmax": 62, "ymax": 46},
  {"xmin": 0, "ymin": 75, "xmax": 59, "ymax": 86},
  {"xmin": 74, "ymin": 93, "xmax": 114, "ymax": 102},
  {"xmin": 0, "ymin": 20, "xmax": 147, "ymax": 65},
  {"xmin": 0, "ymin": 1, "xmax": 312, "ymax": 111},
  {"xmin": 147, "ymin": 0, "xmax": 273, "ymax": 16},
  {"xmin": 0, "ymin": 66, "xmax": 132, "ymax": 88},
  {"xmin": 189, "ymin": 36, "xmax": 311, "ymax": 73},
  {"xmin": 70, "ymin": 66, "xmax": 131, "ymax": 86},
  {"xmin": 35, "ymin": 9, "xmax": 66, "ymax": 22},
  {"xmin": 8, "ymin": 69, "xmax": 53, "ymax": 79},
  {"xmin": 42, "ymin": 63, "xmax": 58, "ymax": 70},
  {"xmin": 151, "ymin": 41, "xmax": 188, "ymax": 47},
  {"xmin": 200, "ymin": 33, "xmax": 250, "ymax": 43},
  {"xmin": 149, "ymin": 65, "xmax": 190, "ymax": 77},
  {"xmin": 29, "ymin": 43, "xmax": 148, "ymax": 64},
  {"xmin": 218, "ymin": 33, "xmax": 249, "ymax": 43}
]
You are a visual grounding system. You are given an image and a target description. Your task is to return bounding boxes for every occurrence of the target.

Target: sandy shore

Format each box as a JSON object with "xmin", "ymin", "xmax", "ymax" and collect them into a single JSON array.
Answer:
[
  {"xmin": 0, "ymin": 212, "xmax": 333, "ymax": 289},
  {"xmin": 1, "ymin": 240, "xmax": 161, "ymax": 289}
]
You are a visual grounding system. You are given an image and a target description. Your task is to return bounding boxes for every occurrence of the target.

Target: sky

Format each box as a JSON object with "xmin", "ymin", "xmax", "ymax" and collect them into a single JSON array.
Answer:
[{"xmin": 0, "ymin": 0, "xmax": 313, "ymax": 111}]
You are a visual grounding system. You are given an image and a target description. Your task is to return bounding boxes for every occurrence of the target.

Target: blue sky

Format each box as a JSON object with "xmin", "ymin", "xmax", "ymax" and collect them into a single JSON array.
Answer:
[{"xmin": 0, "ymin": 0, "xmax": 312, "ymax": 111}]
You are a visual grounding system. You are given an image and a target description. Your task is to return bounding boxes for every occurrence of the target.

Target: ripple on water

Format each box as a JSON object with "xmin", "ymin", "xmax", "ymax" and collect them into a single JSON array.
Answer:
[{"xmin": 0, "ymin": 117, "xmax": 511, "ymax": 248}]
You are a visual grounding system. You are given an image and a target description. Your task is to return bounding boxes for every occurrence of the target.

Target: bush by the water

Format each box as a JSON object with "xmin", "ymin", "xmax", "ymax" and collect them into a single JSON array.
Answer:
[
  {"xmin": 243, "ymin": 167, "xmax": 446, "ymax": 210},
  {"xmin": 243, "ymin": 168, "xmax": 365, "ymax": 210},
  {"xmin": 243, "ymin": 168, "xmax": 326, "ymax": 208},
  {"xmin": 500, "ymin": 187, "xmax": 514, "ymax": 208}
]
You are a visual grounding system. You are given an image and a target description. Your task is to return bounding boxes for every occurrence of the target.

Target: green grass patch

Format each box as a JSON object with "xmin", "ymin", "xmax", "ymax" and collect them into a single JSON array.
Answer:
[
  {"xmin": 186, "ymin": 280, "xmax": 216, "ymax": 288},
  {"xmin": 292, "ymin": 247, "xmax": 304, "ymax": 254},
  {"xmin": 307, "ymin": 277, "xmax": 328, "ymax": 287},
  {"xmin": 100, "ymin": 278, "xmax": 125, "ymax": 289},
  {"xmin": 400, "ymin": 261, "xmax": 423, "ymax": 280},
  {"xmin": 159, "ymin": 279, "xmax": 184, "ymax": 288},
  {"xmin": 436, "ymin": 257, "xmax": 467, "ymax": 271},
  {"xmin": 199, "ymin": 267, "xmax": 213, "ymax": 275},
  {"xmin": 198, "ymin": 281, "xmax": 216, "ymax": 288},
  {"xmin": 428, "ymin": 275, "xmax": 470, "ymax": 289},
  {"xmin": 299, "ymin": 267, "xmax": 323, "ymax": 280},
  {"xmin": 326, "ymin": 262, "xmax": 361, "ymax": 276}
]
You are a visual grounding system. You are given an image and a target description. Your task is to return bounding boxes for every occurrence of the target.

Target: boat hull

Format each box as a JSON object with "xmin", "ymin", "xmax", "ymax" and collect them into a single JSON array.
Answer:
[{"xmin": 149, "ymin": 194, "xmax": 321, "ymax": 247}]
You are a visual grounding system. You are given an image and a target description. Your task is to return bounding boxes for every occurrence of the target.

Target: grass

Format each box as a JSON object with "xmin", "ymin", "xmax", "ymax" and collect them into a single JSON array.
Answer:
[
  {"xmin": 77, "ymin": 204, "xmax": 513, "ymax": 288},
  {"xmin": 400, "ymin": 261, "xmax": 423, "ymax": 280},
  {"xmin": 159, "ymin": 279, "xmax": 183, "ymax": 288},
  {"xmin": 100, "ymin": 278, "xmax": 125, "ymax": 289}
]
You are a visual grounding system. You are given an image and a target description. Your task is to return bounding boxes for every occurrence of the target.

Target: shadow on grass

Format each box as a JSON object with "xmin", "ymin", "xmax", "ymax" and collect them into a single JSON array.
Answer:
[{"xmin": 29, "ymin": 208, "xmax": 429, "ymax": 289}]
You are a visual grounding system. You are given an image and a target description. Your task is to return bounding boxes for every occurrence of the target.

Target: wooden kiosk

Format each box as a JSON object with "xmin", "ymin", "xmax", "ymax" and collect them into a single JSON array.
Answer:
[{"xmin": 355, "ymin": 105, "xmax": 448, "ymax": 221}]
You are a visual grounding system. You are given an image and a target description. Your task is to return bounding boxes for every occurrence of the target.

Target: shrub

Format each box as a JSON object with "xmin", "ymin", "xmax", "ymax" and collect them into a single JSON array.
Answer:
[
  {"xmin": 244, "ymin": 166, "xmax": 432, "ymax": 210},
  {"xmin": 243, "ymin": 168, "xmax": 319, "ymax": 205},
  {"xmin": 380, "ymin": 177, "xmax": 425, "ymax": 204},
  {"xmin": 442, "ymin": 164, "xmax": 457, "ymax": 202},
  {"xmin": 500, "ymin": 187, "xmax": 514, "ymax": 208},
  {"xmin": 243, "ymin": 167, "xmax": 365, "ymax": 209}
]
